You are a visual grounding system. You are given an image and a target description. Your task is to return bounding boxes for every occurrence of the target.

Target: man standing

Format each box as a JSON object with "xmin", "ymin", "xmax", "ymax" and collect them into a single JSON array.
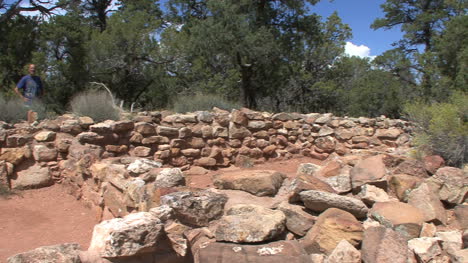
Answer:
[{"xmin": 14, "ymin": 64, "xmax": 44, "ymax": 123}]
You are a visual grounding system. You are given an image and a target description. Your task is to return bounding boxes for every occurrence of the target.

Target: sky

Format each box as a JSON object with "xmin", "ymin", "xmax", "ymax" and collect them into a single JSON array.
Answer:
[{"xmin": 312, "ymin": 0, "xmax": 403, "ymax": 59}]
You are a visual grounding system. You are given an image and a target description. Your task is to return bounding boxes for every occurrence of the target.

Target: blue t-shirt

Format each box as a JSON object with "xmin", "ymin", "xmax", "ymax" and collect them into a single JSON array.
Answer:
[{"xmin": 17, "ymin": 75, "xmax": 43, "ymax": 103}]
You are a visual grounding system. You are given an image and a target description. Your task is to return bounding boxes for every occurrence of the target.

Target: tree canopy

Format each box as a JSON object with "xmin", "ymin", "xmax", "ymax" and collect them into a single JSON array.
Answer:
[{"xmin": 0, "ymin": 0, "xmax": 466, "ymax": 117}]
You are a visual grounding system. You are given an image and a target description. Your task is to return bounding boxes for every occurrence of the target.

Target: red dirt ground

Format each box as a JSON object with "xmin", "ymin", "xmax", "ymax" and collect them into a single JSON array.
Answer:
[
  {"xmin": 0, "ymin": 185, "xmax": 97, "ymax": 262},
  {"xmin": 0, "ymin": 156, "xmax": 321, "ymax": 262}
]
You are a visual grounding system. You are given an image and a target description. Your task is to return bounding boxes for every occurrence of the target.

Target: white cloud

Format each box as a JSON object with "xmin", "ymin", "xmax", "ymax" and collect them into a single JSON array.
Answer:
[{"xmin": 344, "ymin": 41, "xmax": 376, "ymax": 60}]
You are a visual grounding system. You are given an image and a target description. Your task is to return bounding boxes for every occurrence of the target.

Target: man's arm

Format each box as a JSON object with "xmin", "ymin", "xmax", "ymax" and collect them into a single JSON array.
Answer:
[
  {"xmin": 14, "ymin": 87, "xmax": 27, "ymax": 101},
  {"xmin": 15, "ymin": 77, "xmax": 27, "ymax": 101}
]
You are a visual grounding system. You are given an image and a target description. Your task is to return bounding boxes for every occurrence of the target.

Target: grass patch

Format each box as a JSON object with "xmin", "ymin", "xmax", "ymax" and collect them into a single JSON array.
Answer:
[{"xmin": 70, "ymin": 90, "xmax": 120, "ymax": 122}]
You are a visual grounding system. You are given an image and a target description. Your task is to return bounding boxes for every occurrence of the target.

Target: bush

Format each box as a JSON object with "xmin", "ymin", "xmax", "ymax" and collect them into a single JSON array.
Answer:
[
  {"xmin": 404, "ymin": 92, "xmax": 468, "ymax": 166},
  {"xmin": 172, "ymin": 93, "xmax": 241, "ymax": 113},
  {"xmin": 70, "ymin": 90, "xmax": 120, "ymax": 122},
  {"xmin": 0, "ymin": 96, "xmax": 28, "ymax": 123}
]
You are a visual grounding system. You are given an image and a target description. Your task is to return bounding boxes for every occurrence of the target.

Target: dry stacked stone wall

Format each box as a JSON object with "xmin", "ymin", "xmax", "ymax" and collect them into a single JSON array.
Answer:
[{"xmin": 0, "ymin": 108, "xmax": 412, "ymax": 219}]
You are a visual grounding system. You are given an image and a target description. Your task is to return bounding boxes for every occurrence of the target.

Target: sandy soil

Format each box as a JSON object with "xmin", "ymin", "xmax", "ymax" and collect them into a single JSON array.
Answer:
[
  {"xmin": 0, "ymin": 185, "xmax": 97, "ymax": 262},
  {"xmin": 0, "ymin": 156, "xmax": 320, "ymax": 262}
]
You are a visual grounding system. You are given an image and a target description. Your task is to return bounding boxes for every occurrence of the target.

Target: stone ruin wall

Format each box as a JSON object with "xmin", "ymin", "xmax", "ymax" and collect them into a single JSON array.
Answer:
[{"xmin": 0, "ymin": 108, "xmax": 413, "ymax": 220}]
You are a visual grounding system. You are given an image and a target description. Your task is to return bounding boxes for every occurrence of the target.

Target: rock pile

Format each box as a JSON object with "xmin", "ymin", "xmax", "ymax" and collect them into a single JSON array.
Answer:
[{"xmin": 7, "ymin": 149, "xmax": 467, "ymax": 263}]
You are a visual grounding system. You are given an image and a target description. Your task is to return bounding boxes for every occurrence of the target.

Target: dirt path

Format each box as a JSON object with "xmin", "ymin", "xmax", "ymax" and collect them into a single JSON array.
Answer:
[{"xmin": 0, "ymin": 185, "xmax": 97, "ymax": 262}]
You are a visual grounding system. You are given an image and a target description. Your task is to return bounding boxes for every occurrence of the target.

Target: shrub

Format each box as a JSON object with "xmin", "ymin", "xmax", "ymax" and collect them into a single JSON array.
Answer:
[
  {"xmin": 172, "ymin": 93, "xmax": 241, "ymax": 113},
  {"xmin": 70, "ymin": 90, "xmax": 120, "ymax": 122},
  {"xmin": 0, "ymin": 96, "xmax": 28, "ymax": 123},
  {"xmin": 404, "ymin": 92, "xmax": 468, "ymax": 166}
]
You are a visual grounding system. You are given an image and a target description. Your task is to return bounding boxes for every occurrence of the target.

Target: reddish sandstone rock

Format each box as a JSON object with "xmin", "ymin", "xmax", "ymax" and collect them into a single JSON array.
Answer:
[
  {"xmin": 454, "ymin": 205, "xmax": 468, "ymax": 229},
  {"xmin": 161, "ymin": 190, "xmax": 228, "ymax": 227},
  {"xmin": 407, "ymin": 183, "xmax": 447, "ymax": 225},
  {"xmin": 423, "ymin": 155, "xmax": 445, "ymax": 175},
  {"xmin": 301, "ymin": 208, "xmax": 363, "ymax": 254},
  {"xmin": 215, "ymin": 204, "xmax": 286, "ymax": 243},
  {"xmin": 393, "ymin": 159, "xmax": 429, "ymax": 178},
  {"xmin": 112, "ymin": 120, "xmax": 134, "ymax": 133},
  {"xmin": 11, "ymin": 164, "xmax": 53, "ymax": 190},
  {"xmin": 276, "ymin": 201, "xmax": 315, "ymax": 236},
  {"xmin": 316, "ymin": 160, "xmax": 342, "ymax": 178},
  {"xmin": 88, "ymin": 212, "xmax": 164, "ymax": 258},
  {"xmin": 230, "ymin": 109, "xmax": 248, "ymax": 126},
  {"xmin": 370, "ymin": 201, "xmax": 425, "ymax": 239},
  {"xmin": 8, "ymin": 243, "xmax": 82, "ymax": 263},
  {"xmin": 34, "ymin": 131, "xmax": 56, "ymax": 142},
  {"xmin": 33, "ymin": 144, "xmax": 58, "ymax": 162},
  {"xmin": 314, "ymin": 136, "xmax": 336, "ymax": 153},
  {"xmin": 288, "ymin": 178, "xmax": 336, "ymax": 203},
  {"xmin": 300, "ymin": 190, "xmax": 368, "ymax": 219},
  {"xmin": 375, "ymin": 128, "xmax": 401, "ymax": 140},
  {"xmin": 327, "ymin": 240, "xmax": 361, "ymax": 263},
  {"xmin": 132, "ymin": 146, "xmax": 152, "ymax": 157},
  {"xmin": 196, "ymin": 241, "xmax": 311, "ymax": 263},
  {"xmin": 428, "ymin": 166, "xmax": 468, "ymax": 205},
  {"xmin": 195, "ymin": 157, "xmax": 217, "ymax": 167},
  {"xmin": 350, "ymin": 155, "xmax": 387, "ymax": 190},
  {"xmin": 213, "ymin": 170, "xmax": 286, "ymax": 197},
  {"xmin": 361, "ymin": 226, "xmax": 409, "ymax": 263},
  {"xmin": 0, "ymin": 147, "xmax": 29, "ymax": 165},
  {"xmin": 134, "ymin": 122, "xmax": 156, "ymax": 135},
  {"xmin": 388, "ymin": 174, "xmax": 422, "ymax": 201}
]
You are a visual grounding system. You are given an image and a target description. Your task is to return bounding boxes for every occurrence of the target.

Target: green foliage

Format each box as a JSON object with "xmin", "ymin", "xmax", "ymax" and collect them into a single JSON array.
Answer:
[
  {"xmin": 0, "ymin": 184, "xmax": 13, "ymax": 197},
  {"xmin": 404, "ymin": 92, "xmax": 468, "ymax": 166},
  {"xmin": 0, "ymin": 95, "xmax": 52, "ymax": 123},
  {"xmin": 172, "ymin": 93, "xmax": 241, "ymax": 113},
  {"xmin": 0, "ymin": 96, "xmax": 28, "ymax": 123},
  {"xmin": 70, "ymin": 90, "xmax": 120, "ymax": 122}
]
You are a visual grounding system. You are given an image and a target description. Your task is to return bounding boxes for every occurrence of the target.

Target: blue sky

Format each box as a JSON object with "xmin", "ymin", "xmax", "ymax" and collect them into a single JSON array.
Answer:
[{"xmin": 312, "ymin": 0, "xmax": 403, "ymax": 58}]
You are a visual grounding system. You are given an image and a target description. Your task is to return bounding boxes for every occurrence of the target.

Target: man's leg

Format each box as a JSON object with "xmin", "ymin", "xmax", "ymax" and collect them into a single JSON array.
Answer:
[{"xmin": 27, "ymin": 110, "xmax": 37, "ymax": 124}]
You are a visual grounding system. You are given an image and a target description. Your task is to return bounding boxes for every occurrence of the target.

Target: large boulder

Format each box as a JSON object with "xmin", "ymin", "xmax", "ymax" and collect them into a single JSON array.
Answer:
[
  {"xmin": 213, "ymin": 170, "xmax": 286, "ymax": 197},
  {"xmin": 229, "ymin": 122, "xmax": 252, "ymax": 139},
  {"xmin": 88, "ymin": 212, "xmax": 164, "ymax": 258},
  {"xmin": 427, "ymin": 167, "xmax": 467, "ymax": 205},
  {"xmin": 454, "ymin": 205, "xmax": 468, "ymax": 229},
  {"xmin": 161, "ymin": 190, "xmax": 228, "ymax": 227},
  {"xmin": 393, "ymin": 159, "xmax": 429, "ymax": 178},
  {"xmin": 301, "ymin": 208, "xmax": 363, "ymax": 254},
  {"xmin": 33, "ymin": 144, "xmax": 57, "ymax": 162},
  {"xmin": 155, "ymin": 168, "xmax": 186, "ymax": 188},
  {"xmin": 276, "ymin": 201, "xmax": 315, "ymax": 236},
  {"xmin": 350, "ymin": 155, "xmax": 387, "ymax": 190},
  {"xmin": 375, "ymin": 128, "xmax": 401, "ymax": 140},
  {"xmin": 0, "ymin": 147, "xmax": 30, "ymax": 165},
  {"xmin": 388, "ymin": 174, "xmax": 422, "ymax": 201},
  {"xmin": 408, "ymin": 237, "xmax": 447, "ymax": 263},
  {"xmin": 11, "ymin": 164, "xmax": 52, "ymax": 190},
  {"xmin": 326, "ymin": 240, "xmax": 361, "ymax": 263},
  {"xmin": 7, "ymin": 243, "xmax": 82, "ymax": 263},
  {"xmin": 358, "ymin": 184, "xmax": 390, "ymax": 206},
  {"xmin": 127, "ymin": 159, "xmax": 162, "ymax": 174},
  {"xmin": 288, "ymin": 177, "xmax": 336, "ymax": 203},
  {"xmin": 215, "ymin": 204, "xmax": 286, "ymax": 243},
  {"xmin": 196, "ymin": 241, "xmax": 311, "ymax": 263},
  {"xmin": 361, "ymin": 226, "xmax": 409, "ymax": 263},
  {"xmin": 423, "ymin": 155, "xmax": 445, "ymax": 175},
  {"xmin": 407, "ymin": 183, "xmax": 447, "ymax": 225},
  {"xmin": 369, "ymin": 201, "xmax": 425, "ymax": 239},
  {"xmin": 300, "ymin": 190, "xmax": 368, "ymax": 219},
  {"xmin": 34, "ymin": 131, "xmax": 56, "ymax": 142}
]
